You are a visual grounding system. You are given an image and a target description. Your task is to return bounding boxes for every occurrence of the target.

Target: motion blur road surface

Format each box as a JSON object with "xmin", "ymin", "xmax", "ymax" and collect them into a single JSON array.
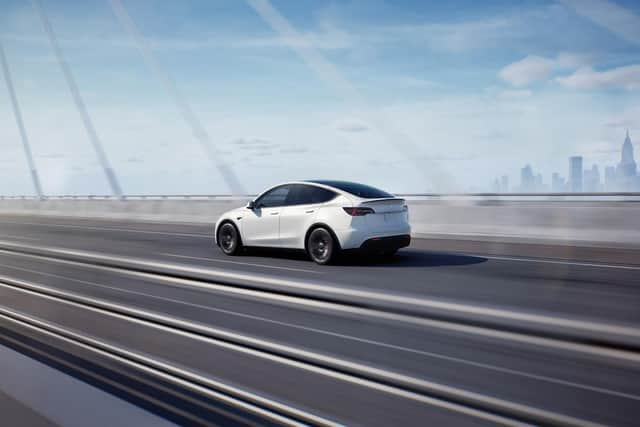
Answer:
[{"xmin": 1, "ymin": 215, "xmax": 639, "ymax": 426}]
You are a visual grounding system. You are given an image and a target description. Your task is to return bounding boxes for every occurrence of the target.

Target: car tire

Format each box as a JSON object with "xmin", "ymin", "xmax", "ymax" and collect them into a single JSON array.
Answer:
[
  {"xmin": 307, "ymin": 227, "xmax": 337, "ymax": 265},
  {"xmin": 217, "ymin": 222, "xmax": 242, "ymax": 256}
]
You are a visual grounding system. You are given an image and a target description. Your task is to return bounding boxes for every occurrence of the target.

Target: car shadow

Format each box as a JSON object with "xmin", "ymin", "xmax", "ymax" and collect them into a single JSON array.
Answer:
[
  {"xmin": 334, "ymin": 250, "xmax": 487, "ymax": 268},
  {"xmin": 242, "ymin": 247, "xmax": 487, "ymax": 268}
]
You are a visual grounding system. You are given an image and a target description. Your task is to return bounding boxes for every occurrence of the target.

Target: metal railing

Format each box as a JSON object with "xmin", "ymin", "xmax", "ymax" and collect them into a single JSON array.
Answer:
[{"xmin": 1, "ymin": 192, "xmax": 640, "ymax": 201}]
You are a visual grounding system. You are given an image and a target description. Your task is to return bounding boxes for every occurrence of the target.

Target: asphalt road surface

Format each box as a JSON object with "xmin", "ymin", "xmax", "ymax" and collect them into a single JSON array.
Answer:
[{"xmin": 0, "ymin": 215, "xmax": 639, "ymax": 426}]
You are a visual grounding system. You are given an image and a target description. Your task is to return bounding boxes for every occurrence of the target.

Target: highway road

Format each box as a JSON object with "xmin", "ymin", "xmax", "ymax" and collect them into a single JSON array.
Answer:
[{"xmin": 1, "ymin": 215, "xmax": 639, "ymax": 426}]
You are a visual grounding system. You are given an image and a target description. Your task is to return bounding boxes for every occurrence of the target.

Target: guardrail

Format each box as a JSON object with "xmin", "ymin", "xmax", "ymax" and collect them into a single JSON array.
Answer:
[
  {"xmin": 2, "ymin": 193, "xmax": 639, "ymax": 246},
  {"xmin": 1, "ymin": 192, "xmax": 640, "ymax": 201}
]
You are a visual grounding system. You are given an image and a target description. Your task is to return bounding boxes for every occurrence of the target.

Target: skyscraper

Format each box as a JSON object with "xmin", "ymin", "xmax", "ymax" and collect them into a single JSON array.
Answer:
[
  {"xmin": 520, "ymin": 164, "xmax": 535, "ymax": 192},
  {"xmin": 616, "ymin": 130, "xmax": 638, "ymax": 190},
  {"xmin": 569, "ymin": 156, "xmax": 583, "ymax": 192}
]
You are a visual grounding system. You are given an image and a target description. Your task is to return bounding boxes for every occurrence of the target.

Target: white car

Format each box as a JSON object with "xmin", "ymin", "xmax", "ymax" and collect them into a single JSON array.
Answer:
[{"xmin": 215, "ymin": 180, "xmax": 411, "ymax": 264}]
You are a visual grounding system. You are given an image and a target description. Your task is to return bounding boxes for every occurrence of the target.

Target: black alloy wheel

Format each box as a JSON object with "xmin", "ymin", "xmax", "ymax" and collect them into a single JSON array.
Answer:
[
  {"xmin": 218, "ymin": 223, "xmax": 242, "ymax": 255},
  {"xmin": 307, "ymin": 228, "xmax": 336, "ymax": 264}
]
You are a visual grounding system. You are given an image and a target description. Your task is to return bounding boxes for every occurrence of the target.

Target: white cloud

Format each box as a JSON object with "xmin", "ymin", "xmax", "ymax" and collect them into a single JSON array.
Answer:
[
  {"xmin": 499, "ymin": 53, "xmax": 587, "ymax": 87},
  {"xmin": 556, "ymin": 64, "xmax": 640, "ymax": 90},
  {"xmin": 499, "ymin": 56, "xmax": 555, "ymax": 86}
]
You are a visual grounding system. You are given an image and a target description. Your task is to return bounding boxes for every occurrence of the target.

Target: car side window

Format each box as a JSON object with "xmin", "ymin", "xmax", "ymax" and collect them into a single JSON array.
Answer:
[
  {"xmin": 310, "ymin": 186, "xmax": 337, "ymax": 203},
  {"xmin": 284, "ymin": 184, "xmax": 337, "ymax": 205},
  {"xmin": 285, "ymin": 184, "xmax": 312, "ymax": 206},
  {"xmin": 256, "ymin": 185, "xmax": 291, "ymax": 208}
]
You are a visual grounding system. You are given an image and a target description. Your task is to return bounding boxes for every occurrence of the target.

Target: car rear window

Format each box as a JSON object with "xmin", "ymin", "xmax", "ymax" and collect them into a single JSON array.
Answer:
[{"xmin": 309, "ymin": 181, "xmax": 393, "ymax": 199}]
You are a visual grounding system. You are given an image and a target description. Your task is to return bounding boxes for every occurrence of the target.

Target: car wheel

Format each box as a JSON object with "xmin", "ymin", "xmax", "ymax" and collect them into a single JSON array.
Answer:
[
  {"xmin": 381, "ymin": 249, "xmax": 398, "ymax": 258},
  {"xmin": 218, "ymin": 223, "xmax": 242, "ymax": 255},
  {"xmin": 307, "ymin": 227, "xmax": 336, "ymax": 265}
]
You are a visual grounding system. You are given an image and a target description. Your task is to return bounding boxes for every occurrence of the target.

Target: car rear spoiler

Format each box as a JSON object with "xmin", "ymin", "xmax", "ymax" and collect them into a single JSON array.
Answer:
[{"xmin": 360, "ymin": 197, "xmax": 405, "ymax": 204}]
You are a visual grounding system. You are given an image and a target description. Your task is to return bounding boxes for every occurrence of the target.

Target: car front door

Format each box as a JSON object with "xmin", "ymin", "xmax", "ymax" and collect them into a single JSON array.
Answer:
[{"xmin": 240, "ymin": 185, "xmax": 291, "ymax": 247}]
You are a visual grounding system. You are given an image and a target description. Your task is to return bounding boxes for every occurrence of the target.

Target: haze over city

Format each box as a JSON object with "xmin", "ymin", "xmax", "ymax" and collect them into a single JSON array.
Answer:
[{"xmin": 2, "ymin": 0, "xmax": 640, "ymax": 194}]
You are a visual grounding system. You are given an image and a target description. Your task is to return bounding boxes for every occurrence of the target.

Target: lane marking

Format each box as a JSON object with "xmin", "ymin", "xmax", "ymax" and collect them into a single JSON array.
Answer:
[
  {"xmin": 0, "ymin": 281, "xmax": 591, "ymax": 427},
  {"xmin": 35, "ymin": 244, "xmax": 640, "ymax": 340},
  {"xmin": 0, "ymin": 312, "xmax": 318, "ymax": 427},
  {"xmin": 0, "ymin": 235, "xmax": 39, "ymax": 241},
  {"xmin": 1, "ymin": 241, "xmax": 640, "ymax": 356},
  {"xmin": 0, "ymin": 261, "xmax": 637, "ymax": 402},
  {"xmin": 1, "ymin": 248, "xmax": 640, "ymax": 368},
  {"xmin": 480, "ymin": 254, "xmax": 640, "ymax": 271},
  {"xmin": 159, "ymin": 253, "xmax": 321, "ymax": 275},
  {"xmin": 0, "ymin": 220, "xmax": 211, "ymax": 238}
]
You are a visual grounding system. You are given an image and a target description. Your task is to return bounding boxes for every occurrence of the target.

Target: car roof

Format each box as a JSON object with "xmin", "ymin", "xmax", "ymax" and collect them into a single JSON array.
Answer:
[
  {"xmin": 255, "ymin": 180, "xmax": 393, "ymax": 200},
  {"xmin": 254, "ymin": 181, "xmax": 351, "ymax": 199},
  {"xmin": 305, "ymin": 180, "xmax": 359, "ymax": 187}
]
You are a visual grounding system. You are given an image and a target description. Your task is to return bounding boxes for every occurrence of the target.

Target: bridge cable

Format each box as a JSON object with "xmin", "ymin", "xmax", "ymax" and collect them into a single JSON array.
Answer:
[
  {"xmin": 0, "ymin": 38, "xmax": 44, "ymax": 198},
  {"xmin": 246, "ymin": 0, "xmax": 456, "ymax": 192},
  {"xmin": 108, "ymin": 0, "xmax": 246, "ymax": 196},
  {"xmin": 31, "ymin": 0, "xmax": 124, "ymax": 198}
]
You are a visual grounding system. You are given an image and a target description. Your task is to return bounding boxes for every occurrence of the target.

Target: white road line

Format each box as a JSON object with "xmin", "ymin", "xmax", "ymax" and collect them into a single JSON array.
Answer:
[
  {"xmin": 1, "ymin": 262, "xmax": 636, "ymax": 402},
  {"xmin": 0, "ymin": 235, "xmax": 39, "ymax": 241},
  {"xmin": 481, "ymin": 254, "xmax": 640, "ymax": 271},
  {"xmin": 2, "ymin": 247, "xmax": 640, "ymax": 371},
  {"xmin": 0, "ymin": 220, "xmax": 211, "ymax": 238},
  {"xmin": 159, "ymin": 253, "xmax": 321, "ymax": 275},
  {"xmin": 0, "ymin": 281, "xmax": 593, "ymax": 427},
  {"xmin": 1, "ymin": 240, "xmax": 639, "ymax": 350},
  {"xmin": 0, "ymin": 311, "xmax": 318, "ymax": 427}
]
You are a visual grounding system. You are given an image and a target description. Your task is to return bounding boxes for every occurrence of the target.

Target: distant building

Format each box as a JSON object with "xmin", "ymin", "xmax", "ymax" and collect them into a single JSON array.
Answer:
[
  {"xmin": 584, "ymin": 164, "xmax": 601, "ymax": 192},
  {"xmin": 602, "ymin": 130, "xmax": 639, "ymax": 191},
  {"xmin": 604, "ymin": 166, "xmax": 616, "ymax": 191},
  {"xmin": 500, "ymin": 175, "xmax": 509, "ymax": 192},
  {"xmin": 492, "ymin": 178, "xmax": 500, "ymax": 193},
  {"xmin": 616, "ymin": 130, "xmax": 638, "ymax": 190},
  {"xmin": 569, "ymin": 156, "xmax": 583, "ymax": 192},
  {"xmin": 551, "ymin": 172, "xmax": 565, "ymax": 192},
  {"xmin": 520, "ymin": 164, "xmax": 535, "ymax": 192},
  {"xmin": 535, "ymin": 173, "xmax": 544, "ymax": 190}
]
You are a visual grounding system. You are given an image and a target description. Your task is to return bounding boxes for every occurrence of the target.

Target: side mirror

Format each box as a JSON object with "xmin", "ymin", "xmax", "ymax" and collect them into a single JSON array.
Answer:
[{"xmin": 246, "ymin": 200, "xmax": 256, "ymax": 210}]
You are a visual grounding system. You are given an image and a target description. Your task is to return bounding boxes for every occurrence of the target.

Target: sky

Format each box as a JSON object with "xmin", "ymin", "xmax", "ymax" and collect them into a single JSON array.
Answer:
[{"xmin": 1, "ymin": 0, "xmax": 640, "ymax": 195}]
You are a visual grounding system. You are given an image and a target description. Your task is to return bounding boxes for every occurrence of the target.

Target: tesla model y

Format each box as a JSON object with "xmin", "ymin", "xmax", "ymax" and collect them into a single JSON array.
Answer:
[{"xmin": 215, "ymin": 180, "xmax": 411, "ymax": 264}]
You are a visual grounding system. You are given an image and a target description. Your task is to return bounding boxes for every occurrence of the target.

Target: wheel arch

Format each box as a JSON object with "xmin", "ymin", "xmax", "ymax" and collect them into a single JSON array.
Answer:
[
  {"xmin": 304, "ymin": 223, "xmax": 341, "ymax": 253},
  {"xmin": 215, "ymin": 219, "xmax": 242, "ymax": 247}
]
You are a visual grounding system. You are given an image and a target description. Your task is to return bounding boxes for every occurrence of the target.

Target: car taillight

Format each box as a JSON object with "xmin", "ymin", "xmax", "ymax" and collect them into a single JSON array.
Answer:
[{"xmin": 343, "ymin": 207, "xmax": 375, "ymax": 216}]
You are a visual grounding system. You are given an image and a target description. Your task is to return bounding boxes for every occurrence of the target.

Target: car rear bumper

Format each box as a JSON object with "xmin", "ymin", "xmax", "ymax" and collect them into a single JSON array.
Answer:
[
  {"xmin": 335, "ymin": 224, "xmax": 411, "ymax": 249},
  {"xmin": 359, "ymin": 234, "xmax": 411, "ymax": 252}
]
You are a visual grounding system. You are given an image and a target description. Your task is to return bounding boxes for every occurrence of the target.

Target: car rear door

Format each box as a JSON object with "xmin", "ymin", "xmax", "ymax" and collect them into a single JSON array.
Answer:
[{"xmin": 279, "ymin": 185, "xmax": 335, "ymax": 249}]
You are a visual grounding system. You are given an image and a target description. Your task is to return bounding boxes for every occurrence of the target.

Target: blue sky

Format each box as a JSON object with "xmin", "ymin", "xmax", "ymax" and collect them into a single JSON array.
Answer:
[{"xmin": 1, "ymin": 0, "xmax": 640, "ymax": 194}]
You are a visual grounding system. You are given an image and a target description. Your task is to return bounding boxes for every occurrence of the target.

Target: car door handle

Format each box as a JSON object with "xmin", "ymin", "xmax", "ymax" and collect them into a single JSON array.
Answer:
[
  {"xmin": 270, "ymin": 212, "xmax": 279, "ymax": 215},
  {"xmin": 305, "ymin": 210, "xmax": 314, "ymax": 213}
]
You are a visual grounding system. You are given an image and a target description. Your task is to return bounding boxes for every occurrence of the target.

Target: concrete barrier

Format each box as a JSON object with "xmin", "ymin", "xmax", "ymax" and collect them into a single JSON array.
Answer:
[{"xmin": 0, "ymin": 198, "xmax": 639, "ymax": 247}]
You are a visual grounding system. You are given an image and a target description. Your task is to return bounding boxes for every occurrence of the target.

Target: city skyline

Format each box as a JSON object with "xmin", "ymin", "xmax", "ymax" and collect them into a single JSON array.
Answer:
[{"xmin": 494, "ymin": 129, "xmax": 639, "ymax": 192}]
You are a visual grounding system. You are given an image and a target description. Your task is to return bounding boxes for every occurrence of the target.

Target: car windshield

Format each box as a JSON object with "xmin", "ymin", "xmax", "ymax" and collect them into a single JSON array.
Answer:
[{"xmin": 309, "ymin": 181, "xmax": 393, "ymax": 199}]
